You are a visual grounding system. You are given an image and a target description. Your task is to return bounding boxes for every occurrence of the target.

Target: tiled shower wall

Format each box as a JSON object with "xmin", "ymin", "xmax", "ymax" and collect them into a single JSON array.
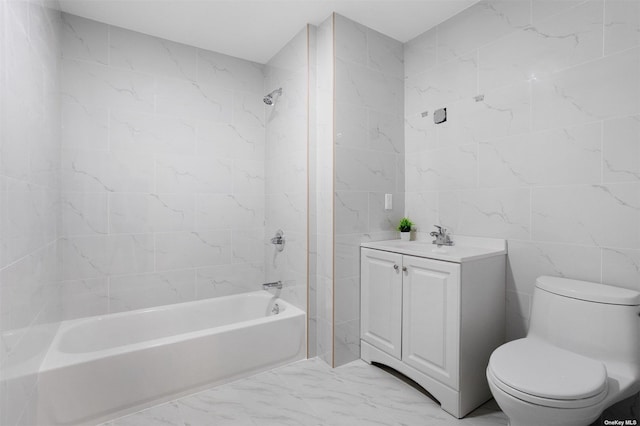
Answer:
[
  {"xmin": 0, "ymin": 1, "xmax": 62, "ymax": 424},
  {"xmin": 264, "ymin": 27, "xmax": 309, "ymax": 312},
  {"xmin": 333, "ymin": 14, "xmax": 404, "ymax": 366},
  {"xmin": 404, "ymin": 0, "xmax": 640, "ymax": 340},
  {"xmin": 59, "ymin": 13, "xmax": 266, "ymax": 317}
]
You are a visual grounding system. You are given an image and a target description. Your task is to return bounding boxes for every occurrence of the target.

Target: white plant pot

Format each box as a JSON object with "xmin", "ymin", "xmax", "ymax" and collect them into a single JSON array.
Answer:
[{"xmin": 400, "ymin": 231, "xmax": 410, "ymax": 241}]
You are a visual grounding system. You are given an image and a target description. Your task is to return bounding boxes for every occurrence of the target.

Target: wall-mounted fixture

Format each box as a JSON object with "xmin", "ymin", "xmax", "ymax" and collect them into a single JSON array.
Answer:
[
  {"xmin": 434, "ymin": 108, "xmax": 447, "ymax": 124},
  {"xmin": 270, "ymin": 229, "xmax": 285, "ymax": 251},
  {"xmin": 263, "ymin": 88, "xmax": 282, "ymax": 105}
]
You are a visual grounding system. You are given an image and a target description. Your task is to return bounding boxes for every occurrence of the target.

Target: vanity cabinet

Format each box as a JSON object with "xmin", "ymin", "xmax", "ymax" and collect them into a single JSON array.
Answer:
[{"xmin": 360, "ymin": 238, "xmax": 506, "ymax": 419}]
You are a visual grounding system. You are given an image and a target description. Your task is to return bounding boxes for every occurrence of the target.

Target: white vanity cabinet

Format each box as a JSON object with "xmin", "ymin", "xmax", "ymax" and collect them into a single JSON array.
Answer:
[{"xmin": 360, "ymin": 238, "xmax": 506, "ymax": 419}]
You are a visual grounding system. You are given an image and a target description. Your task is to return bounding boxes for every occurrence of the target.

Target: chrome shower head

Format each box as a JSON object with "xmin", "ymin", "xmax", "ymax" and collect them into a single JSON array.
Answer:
[{"xmin": 263, "ymin": 88, "xmax": 282, "ymax": 105}]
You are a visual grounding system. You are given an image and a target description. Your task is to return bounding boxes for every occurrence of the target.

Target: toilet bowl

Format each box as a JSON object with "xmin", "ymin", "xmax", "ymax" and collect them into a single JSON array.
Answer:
[{"xmin": 487, "ymin": 276, "xmax": 640, "ymax": 426}]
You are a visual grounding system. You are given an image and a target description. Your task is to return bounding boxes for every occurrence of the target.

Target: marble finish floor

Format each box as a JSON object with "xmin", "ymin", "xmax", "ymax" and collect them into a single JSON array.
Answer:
[{"xmin": 102, "ymin": 358, "xmax": 507, "ymax": 426}]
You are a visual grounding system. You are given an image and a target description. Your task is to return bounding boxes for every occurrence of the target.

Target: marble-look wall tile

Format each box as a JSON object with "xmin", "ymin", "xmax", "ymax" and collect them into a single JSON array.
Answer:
[
  {"xmin": 1, "ymin": 3, "xmax": 62, "ymax": 423},
  {"xmin": 60, "ymin": 234, "xmax": 155, "ymax": 280},
  {"xmin": 602, "ymin": 248, "xmax": 640, "ymax": 290},
  {"xmin": 61, "ymin": 101, "xmax": 108, "ymax": 151},
  {"xmin": 368, "ymin": 192, "xmax": 405, "ymax": 234},
  {"xmin": 336, "ymin": 58, "xmax": 403, "ymax": 115},
  {"xmin": 437, "ymin": 0, "xmax": 530, "ymax": 63},
  {"xmin": 109, "ymin": 270, "xmax": 196, "ymax": 313},
  {"xmin": 479, "ymin": 0, "xmax": 604, "ymax": 91},
  {"xmin": 403, "ymin": 28, "xmax": 437, "ymax": 78},
  {"xmin": 506, "ymin": 240, "xmax": 602, "ymax": 295},
  {"xmin": 367, "ymin": 29, "xmax": 404, "ymax": 78},
  {"xmin": 334, "ymin": 192, "xmax": 369, "ymax": 235},
  {"xmin": 109, "ymin": 109, "xmax": 197, "ymax": 155},
  {"xmin": 57, "ymin": 15, "xmax": 269, "ymax": 321},
  {"xmin": 405, "ymin": 114, "xmax": 437, "ymax": 154},
  {"xmin": 405, "ymin": 144, "xmax": 477, "ymax": 191},
  {"xmin": 603, "ymin": 115, "xmax": 640, "ymax": 183},
  {"xmin": 532, "ymin": 1, "xmax": 586, "ymax": 23},
  {"xmin": 604, "ymin": 0, "xmax": 640, "ymax": 55},
  {"xmin": 335, "ymin": 146, "xmax": 397, "ymax": 192},
  {"xmin": 333, "ymin": 14, "xmax": 404, "ymax": 366},
  {"xmin": 61, "ymin": 13, "xmax": 108, "ymax": 65},
  {"xmin": 439, "ymin": 188, "xmax": 531, "ymax": 239},
  {"xmin": 155, "ymin": 155, "xmax": 233, "ymax": 194},
  {"xmin": 60, "ymin": 192, "xmax": 108, "ymax": 236},
  {"xmin": 197, "ymin": 49, "xmax": 264, "ymax": 93},
  {"xmin": 405, "ymin": 191, "xmax": 439, "ymax": 235},
  {"xmin": 62, "ymin": 58, "xmax": 155, "ymax": 113},
  {"xmin": 196, "ymin": 262, "xmax": 264, "ymax": 298},
  {"xmin": 195, "ymin": 194, "xmax": 264, "ymax": 231},
  {"xmin": 55, "ymin": 278, "xmax": 109, "ymax": 320},
  {"xmin": 436, "ymin": 80, "xmax": 531, "ymax": 145},
  {"xmin": 109, "ymin": 193, "xmax": 195, "ymax": 234},
  {"xmin": 368, "ymin": 110, "xmax": 404, "ymax": 154},
  {"xmin": 479, "ymin": 122, "xmax": 602, "ymax": 187},
  {"xmin": 532, "ymin": 47, "xmax": 640, "ymax": 131},
  {"xmin": 335, "ymin": 103, "xmax": 368, "ymax": 150},
  {"xmin": 155, "ymin": 231, "xmax": 232, "ymax": 271},
  {"xmin": 405, "ymin": 0, "xmax": 640, "ymax": 342},
  {"xmin": 155, "ymin": 76, "xmax": 233, "ymax": 122},
  {"xmin": 334, "ymin": 277, "xmax": 359, "ymax": 324},
  {"xmin": 405, "ymin": 52, "xmax": 477, "ymax": 115},
  {"xmin": 532, "ymin": 183, "xmax": 640, "ymax": 248},
  {"xmin": 196, "ymin": 122, "xmax": 265, "ymax": 161},
  {"xmin": 109, "ymin": 26, "xmax": 197, "ymax": 81},
  {"xmin": 334, "ymin": 319, "xmax": 360, "ymax": 367},
  {"xmin": 61, "ymin": 149, "xmax": 155, "ymax": 193}
]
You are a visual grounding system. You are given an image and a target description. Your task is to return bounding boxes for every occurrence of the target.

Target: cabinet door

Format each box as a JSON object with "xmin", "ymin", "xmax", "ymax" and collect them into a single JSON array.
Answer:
[
  {"xmin": 361, "ymin": 248, "xmax": 403, "ymax": 359},
  {"xmin": 402, "ymin": 255, "xmax": 460, "ymax": 390}
]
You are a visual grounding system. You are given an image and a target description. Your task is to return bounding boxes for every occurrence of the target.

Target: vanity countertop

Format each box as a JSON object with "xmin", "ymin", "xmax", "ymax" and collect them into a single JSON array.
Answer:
[{"xmin": 361, "ymin": 236, "xmax": 507, "ymax": 263}]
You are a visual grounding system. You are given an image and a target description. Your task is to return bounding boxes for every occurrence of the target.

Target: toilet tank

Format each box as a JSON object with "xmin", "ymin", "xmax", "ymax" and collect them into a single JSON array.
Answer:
[{"xmin": 528, "ymin": 276, "xmax": 640, "ymax": 370}]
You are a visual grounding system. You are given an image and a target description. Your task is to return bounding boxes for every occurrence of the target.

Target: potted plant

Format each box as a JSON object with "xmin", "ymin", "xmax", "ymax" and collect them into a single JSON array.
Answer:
[{"xmin": 397, "ymin": 217, "xmax": 414, "ymax": 241}]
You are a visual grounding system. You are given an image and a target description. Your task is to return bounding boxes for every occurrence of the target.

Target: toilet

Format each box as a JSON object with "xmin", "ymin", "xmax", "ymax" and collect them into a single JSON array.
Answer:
[{"xmin": 487, "ymin": 276, "xmax": 640, "ymax": 426}]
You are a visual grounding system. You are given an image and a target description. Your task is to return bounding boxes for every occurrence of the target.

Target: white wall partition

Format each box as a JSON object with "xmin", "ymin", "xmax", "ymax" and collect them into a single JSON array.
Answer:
[
  {"xmin": 0, "ymin": 1, "xmax": 62, "ymax": 424},
  {"xmin": 333, "ymin": 14, "xmax": 404, "ymax": 366}
]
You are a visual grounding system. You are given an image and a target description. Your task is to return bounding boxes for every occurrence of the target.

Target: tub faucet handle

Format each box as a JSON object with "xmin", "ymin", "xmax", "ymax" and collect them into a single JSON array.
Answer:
[{"xmin": 262, "ymin": 281, "xmax": 283, "ymax": 290}]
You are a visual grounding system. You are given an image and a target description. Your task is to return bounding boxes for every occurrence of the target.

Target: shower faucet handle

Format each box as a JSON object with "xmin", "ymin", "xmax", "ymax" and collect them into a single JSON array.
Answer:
[{"xmin": 270, "ymin": 229, "xmax": 285, "ymax": 252}]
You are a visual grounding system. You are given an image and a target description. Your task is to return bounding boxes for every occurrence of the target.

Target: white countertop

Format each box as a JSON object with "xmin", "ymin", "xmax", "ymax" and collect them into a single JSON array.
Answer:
[{"xmin": 361, "ymin": 236, "xmax": 507, "ymax": 263}]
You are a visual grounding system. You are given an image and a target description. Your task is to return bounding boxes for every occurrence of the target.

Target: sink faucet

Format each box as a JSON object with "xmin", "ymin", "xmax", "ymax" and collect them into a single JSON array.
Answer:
[{"xmin": 430, "ymin": 225, "xmax": 454, "ymax": 247}]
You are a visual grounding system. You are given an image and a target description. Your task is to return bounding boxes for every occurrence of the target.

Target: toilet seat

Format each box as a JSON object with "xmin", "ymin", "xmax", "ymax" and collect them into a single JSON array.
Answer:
[{"xmin": 488, "ymin": 338, "xmax": 608, "ymax": 409}]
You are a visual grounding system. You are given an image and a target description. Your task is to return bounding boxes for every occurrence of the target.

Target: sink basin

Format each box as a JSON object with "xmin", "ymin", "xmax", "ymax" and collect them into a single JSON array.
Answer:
[{"xmin": 361, "ymin": 237, "xmax": 506, "ymax": 263}]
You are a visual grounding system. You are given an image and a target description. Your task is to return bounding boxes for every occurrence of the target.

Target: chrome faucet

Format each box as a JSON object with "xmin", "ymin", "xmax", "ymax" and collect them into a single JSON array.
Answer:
[
  {"xmin": 270, "ymin": 229, "xmax": 285, "ymax": 252},
  {"xmin": 430, "ymin": 225, "xmax": 454, "ymax": 247},
  {"xmin": 262, "ymin": 280, "xmax": 283, "ymax": 290}
]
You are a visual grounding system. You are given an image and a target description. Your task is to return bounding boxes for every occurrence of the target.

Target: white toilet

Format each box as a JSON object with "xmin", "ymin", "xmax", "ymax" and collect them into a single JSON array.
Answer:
[{"xmin": 487, "ymin": 276, "xmax": 640, "ymax": 426}]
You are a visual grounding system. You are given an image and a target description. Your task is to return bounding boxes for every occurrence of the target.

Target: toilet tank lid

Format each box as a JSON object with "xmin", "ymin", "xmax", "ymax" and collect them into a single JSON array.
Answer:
[{"xmin": 536, "ymin": 276, "xmax": 640, "ymax": 305}]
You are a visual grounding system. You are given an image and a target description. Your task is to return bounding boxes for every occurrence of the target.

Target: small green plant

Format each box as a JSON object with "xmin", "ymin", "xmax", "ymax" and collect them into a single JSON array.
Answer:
[{"xmin": 397, "ymin": 217, "xmax": 413, "ymax": 232}]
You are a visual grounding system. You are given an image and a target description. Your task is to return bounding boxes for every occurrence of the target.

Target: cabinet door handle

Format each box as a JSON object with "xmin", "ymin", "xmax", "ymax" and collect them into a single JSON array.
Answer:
[
  {"xmin": 393, "ymin": 264, "xmax": 399, "ymax": 271},
  {"xmin": 402, "ymin": 266, "xmax": 407, "ymax": 272}
]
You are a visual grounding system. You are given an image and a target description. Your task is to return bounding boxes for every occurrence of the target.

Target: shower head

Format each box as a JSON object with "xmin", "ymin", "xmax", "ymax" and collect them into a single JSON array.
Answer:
[{"xmin": 263, "ymin": 88, "xmax": 282, "ymax": 105}]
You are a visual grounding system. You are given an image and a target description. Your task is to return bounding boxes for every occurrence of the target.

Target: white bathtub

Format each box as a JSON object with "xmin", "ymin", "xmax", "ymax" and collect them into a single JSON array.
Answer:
[{"xmin": 36, "ymin": 291, "xmax": 306, "ymax": 425}]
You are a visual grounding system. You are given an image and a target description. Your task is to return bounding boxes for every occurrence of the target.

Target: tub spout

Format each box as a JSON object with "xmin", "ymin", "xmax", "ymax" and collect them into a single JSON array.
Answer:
[{"xmin": 262, "ymin": 281, "xmax": 282, "ymax": 290}]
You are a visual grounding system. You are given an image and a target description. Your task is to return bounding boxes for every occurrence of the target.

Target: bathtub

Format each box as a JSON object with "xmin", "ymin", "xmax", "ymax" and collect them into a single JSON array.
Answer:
[{"xmin": 36, "ymin": 291, "xmax": 306, "ymax": 425}]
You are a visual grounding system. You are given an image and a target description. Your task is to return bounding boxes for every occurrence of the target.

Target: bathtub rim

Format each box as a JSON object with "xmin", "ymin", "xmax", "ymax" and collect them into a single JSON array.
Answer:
[{"xmin": 41, "ymin": 290, "xmax": 305, "ymax": 372}]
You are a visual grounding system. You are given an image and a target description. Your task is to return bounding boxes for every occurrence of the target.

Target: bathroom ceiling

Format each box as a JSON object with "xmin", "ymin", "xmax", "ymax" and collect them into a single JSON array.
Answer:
[{"xmin": 58, "ymin": 0, "xmax": 477, "ymax": 64}]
